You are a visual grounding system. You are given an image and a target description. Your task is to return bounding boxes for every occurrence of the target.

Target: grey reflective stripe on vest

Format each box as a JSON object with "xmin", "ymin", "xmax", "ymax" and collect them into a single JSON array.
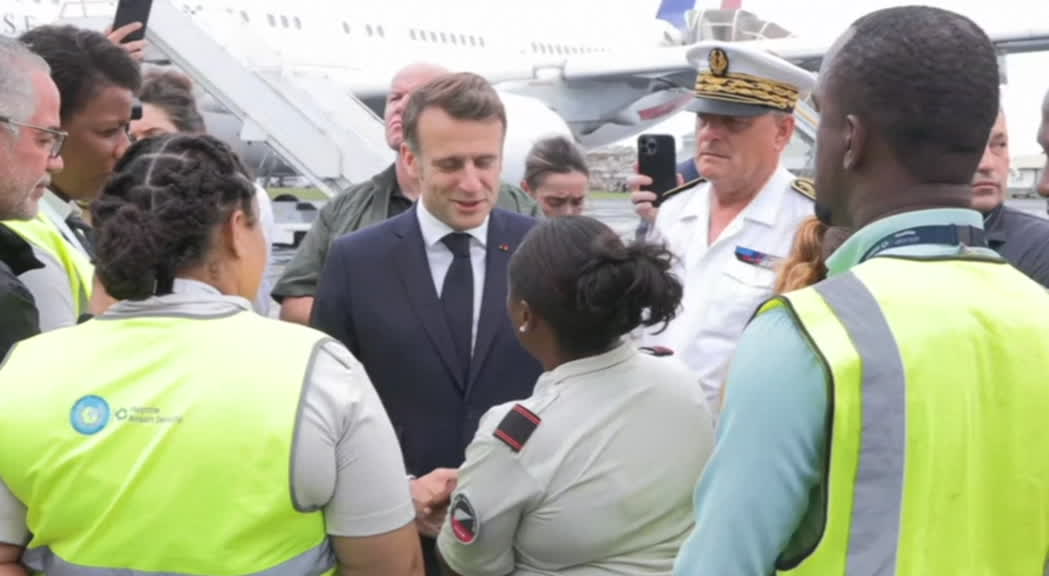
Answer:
[
  {"xmin": 23, "ymin": 539, "xmax": 335, "ymax": 576},
  {"xmin": 813, "ymin": 271, "xmax": 906, "ymax": 576}
]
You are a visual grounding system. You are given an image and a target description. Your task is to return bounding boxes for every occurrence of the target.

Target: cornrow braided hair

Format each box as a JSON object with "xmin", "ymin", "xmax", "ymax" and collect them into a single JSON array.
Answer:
[{"xmin": 91, "ymin": 133, "xmax": 256, "ymax": 301}]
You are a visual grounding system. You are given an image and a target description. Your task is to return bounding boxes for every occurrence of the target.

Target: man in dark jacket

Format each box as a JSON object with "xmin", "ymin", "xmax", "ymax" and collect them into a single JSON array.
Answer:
[
  {"xmin": 971, "ymin": 109, "xmax": 1049, "ymax": 287},
  {"xmin": 274, "ymin": 62, "xmax": 537, "ymax": 324},
  {"xmin": 0, "ymin": 37, "xmax": 64, "ymax": 357},
  {"xmin": 0, "ymin": 227, "xmax": 42, "ymax": 358},
  {"xmin": 1039, "ymin": 88, "xmax": 1049, "ymax": 215},
  {"xmin": 312, "ymin": 72, "xmax": 542, "ymax": 575}
]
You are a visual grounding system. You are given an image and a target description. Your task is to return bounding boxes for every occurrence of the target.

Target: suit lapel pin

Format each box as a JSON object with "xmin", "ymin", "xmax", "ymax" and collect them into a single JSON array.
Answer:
[{"xmin": 499, "ymin": 243, "xmax": 511, "ymax": 252}]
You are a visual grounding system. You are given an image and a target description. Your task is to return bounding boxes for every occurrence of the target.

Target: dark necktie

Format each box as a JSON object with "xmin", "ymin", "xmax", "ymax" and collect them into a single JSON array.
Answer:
[
  {"xmin": 66, "ymin": 213, "xmax": 96, "ymax": 261},
  {"xmin": 440, "ymin": 232, "xmax": 473, "ymax": 382}
]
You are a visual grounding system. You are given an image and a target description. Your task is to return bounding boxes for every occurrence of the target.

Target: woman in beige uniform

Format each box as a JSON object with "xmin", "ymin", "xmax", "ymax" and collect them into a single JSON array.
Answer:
[{"xmin": 437, "ymin": 215, "xmax": 715, "ymax": 576}]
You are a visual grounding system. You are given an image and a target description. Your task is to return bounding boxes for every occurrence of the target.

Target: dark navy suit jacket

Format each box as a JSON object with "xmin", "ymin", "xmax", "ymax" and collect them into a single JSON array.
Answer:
[
  {"xmin": 985, "ymin": 204, "xmax": 1049, "ymax": 288},
  {"xmin": 311, "ymin": 205, "xmax": 543, "ymax": 476}
]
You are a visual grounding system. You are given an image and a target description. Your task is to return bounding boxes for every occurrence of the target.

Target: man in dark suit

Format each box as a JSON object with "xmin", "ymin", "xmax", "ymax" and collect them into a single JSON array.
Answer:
[
  {"xmin": 971, "ymin": 108, "xmax": 1049, "ymax": 287},
  {"xmin": 311, "ymin": 72, "xmax": 542, "ymax": 574}
]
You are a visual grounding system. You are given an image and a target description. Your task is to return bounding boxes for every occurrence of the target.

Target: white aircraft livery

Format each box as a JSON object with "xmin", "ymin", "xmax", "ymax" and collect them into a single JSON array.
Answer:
[{"xmin": 3, "ymin": 0, "xmax": 1049, "ymax": 186}]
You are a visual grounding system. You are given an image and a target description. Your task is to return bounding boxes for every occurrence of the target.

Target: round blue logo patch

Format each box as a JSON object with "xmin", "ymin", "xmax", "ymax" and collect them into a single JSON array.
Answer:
[{"xmin": 70, "ymin": 395, "xmax": 110, "ymax": 435}]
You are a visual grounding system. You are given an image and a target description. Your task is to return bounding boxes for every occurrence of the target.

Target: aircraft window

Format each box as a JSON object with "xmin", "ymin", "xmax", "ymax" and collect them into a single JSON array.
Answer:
[
  {"xmin": 342, "ymin": 22, "xmax": 350, "ymax": 34},
  {"xmin": 377, "ymin": 25, "xmax": 385, "ymax": 38},
  {"xmin": 267, "ymin": 14, "xmax": 276, "ymax": 27},
  {"xmin": 366, "ymin": 24, "xmax": 373, "ymax": 36},
  {"xmin": 280, "ymin": 15, "xmax": 289, "ymax": 28},
  {"xmin": 450, "ymin": 34, "xmax": 458, "ymax": 45},
  {"xmin": 409, "ymin": 29, "xmax": 417, "ymax": 40},
  {"xmin": 440, "ymin": 32, "xmax": 447, "ymax": 43},
  {"xmin": 294, "ymin": 17, "xmax": 302, "ymax": 30},
  {"xmin": 460, "ymin": 34, "xmax": 467, "ymax": 45},
  {"xmin": 479, "ymin": 37, "xmax": 486, "ymax": 47},
  {"xmin": 240, "ymin": 10, "xmax": 249, "ymax": 23},
  {"xmin": 430, "ymin": 31, "xmax": 438, "ymax": 42}
]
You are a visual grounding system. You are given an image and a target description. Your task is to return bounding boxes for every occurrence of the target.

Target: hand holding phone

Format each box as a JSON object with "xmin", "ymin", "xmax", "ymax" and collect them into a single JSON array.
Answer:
[
  {"xmin": 637, "ymin": 134, "xmax": 678, "ymax": 208},
  {"xmin": 111, "ymin": 0, "xmax": 154, "ymax": 44}
]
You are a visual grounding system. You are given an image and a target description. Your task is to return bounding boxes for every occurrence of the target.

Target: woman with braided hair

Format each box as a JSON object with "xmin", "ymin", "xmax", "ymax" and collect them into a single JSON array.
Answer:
[
  {"xmin": 0, "ymin": 133, "xmax": 423, "ymax": 576},
  {"xmin": 126, "ymin": 67, "xmax": 278, "ymax": 315}
]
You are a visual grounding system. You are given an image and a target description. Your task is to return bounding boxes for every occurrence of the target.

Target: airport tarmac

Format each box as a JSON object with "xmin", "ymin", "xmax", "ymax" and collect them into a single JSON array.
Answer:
[{"xmin": 265, "ymin": 195, "xmax": 1049, "ymax": 304}]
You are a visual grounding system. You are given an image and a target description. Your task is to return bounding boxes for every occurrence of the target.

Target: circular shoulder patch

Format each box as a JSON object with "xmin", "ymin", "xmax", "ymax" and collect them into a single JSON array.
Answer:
[
  {"xmin": 450, "ymin": 494, "xmax": 479, "ymax": 545},
  {"xmin": 70, "ymin": 395, "xmax": 110, "ymax": 435}
]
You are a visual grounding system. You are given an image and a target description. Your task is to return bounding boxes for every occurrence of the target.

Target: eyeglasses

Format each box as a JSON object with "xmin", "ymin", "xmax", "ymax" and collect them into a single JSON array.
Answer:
[{"xmin": 0, "ymin": 115, "xmax": 67, "ymax": 158}]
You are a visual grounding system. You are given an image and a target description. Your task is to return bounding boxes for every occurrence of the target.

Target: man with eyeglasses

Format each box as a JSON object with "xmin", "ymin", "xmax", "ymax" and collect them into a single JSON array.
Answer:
[
  {"xmin": 0, "ymin": 37, "xmax": 64, "ymax": 359},
  {"xmin": 2, "ymin": 25, "xmax": 140, "ymax": 331}
]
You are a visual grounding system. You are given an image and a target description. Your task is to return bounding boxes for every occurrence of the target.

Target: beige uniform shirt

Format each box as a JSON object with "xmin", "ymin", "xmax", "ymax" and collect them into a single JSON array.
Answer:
[
  {"xmin": 640, "ymin": 165, "xmax": 813, "ymax": 410},
  {"xmin": 437, "ymin": 342, "xmax": 714, "ymax": 575}
]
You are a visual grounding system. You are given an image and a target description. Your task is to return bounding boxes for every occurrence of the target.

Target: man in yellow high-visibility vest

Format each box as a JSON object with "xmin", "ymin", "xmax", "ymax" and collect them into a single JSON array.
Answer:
[{"xmin": 674, "ymin": 6, "xmax": 1049, "ymax": 575}]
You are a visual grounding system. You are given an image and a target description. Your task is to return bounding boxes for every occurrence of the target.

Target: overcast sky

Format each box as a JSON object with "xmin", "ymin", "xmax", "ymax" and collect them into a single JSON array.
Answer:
[{"xmin": 628, "ymin": 0, "xmax": 1049, "ymax": 155}]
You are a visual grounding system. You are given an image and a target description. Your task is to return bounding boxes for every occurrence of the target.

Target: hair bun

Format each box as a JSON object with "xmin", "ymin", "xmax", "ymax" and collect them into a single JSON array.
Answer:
[{"xmin": 93, "ymin": 202, "xmax": 162, "ymax": 300}]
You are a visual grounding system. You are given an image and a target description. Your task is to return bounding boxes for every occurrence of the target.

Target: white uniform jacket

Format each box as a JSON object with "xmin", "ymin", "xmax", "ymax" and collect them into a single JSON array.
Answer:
[{"xmin": 640, "ymin": 165, "xmax": 813, "ymax": 409}]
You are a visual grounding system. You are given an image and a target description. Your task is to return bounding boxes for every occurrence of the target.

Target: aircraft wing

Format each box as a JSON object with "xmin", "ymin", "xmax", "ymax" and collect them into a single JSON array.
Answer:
[
  {"xmin": 344, "ymin": 25, "xmax": 1049, "ymax": 119},
  {"xmin": 547, "ymin": 25, "xmax": 1049, "ymax": 82},
  {"xmin": 754, "ymin": 27, "xmax": 1049, "ymax": 72}
]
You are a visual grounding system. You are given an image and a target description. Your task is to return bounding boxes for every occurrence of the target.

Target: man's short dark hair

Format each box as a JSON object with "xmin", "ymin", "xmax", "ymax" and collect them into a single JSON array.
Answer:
[
  {"xmin": 20, "ymin": 25, "xmax": 141, "ymax": 123},
  {"xmin": 829, "ymin": 6, "xmax": 999, "ymax": 183},
  {"xmin": 402, "ymin": 72, "xmax": 506, "ymax": 153}
]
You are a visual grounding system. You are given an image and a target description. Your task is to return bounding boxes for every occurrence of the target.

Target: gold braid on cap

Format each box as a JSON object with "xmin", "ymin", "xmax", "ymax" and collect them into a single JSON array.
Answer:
[{"xmin": 694, "ymin": 72, "xmax": 800, "ymax": 112}]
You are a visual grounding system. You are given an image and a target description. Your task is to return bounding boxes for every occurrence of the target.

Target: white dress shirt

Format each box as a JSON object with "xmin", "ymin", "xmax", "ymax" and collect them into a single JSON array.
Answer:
[
  {"xmin": 641, "ymin": 164, "xmax": 813, "ymax": 410},
  {"xmin": 416, "ymin": 199, "xmax": 487, "ymax": 352}
]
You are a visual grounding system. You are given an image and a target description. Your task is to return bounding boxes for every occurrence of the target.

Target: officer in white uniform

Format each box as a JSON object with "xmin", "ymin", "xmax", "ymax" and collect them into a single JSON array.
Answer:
[
  {"xmin": 436, "ymin": 216, "xmax": 714, "ymax": 576},
  {"xmin": 636, "ymin": 42, "xmax": 817, "ymax": 411}
]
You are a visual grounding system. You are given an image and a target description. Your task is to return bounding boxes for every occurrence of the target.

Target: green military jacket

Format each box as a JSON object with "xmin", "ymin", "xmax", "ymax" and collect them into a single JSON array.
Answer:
[{"xmin": 272, "ymin": 163, "xmax": 538, "ymax": 301}]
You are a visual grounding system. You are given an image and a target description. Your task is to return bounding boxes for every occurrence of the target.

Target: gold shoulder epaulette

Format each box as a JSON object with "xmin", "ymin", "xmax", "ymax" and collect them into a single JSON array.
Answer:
[
  {"xmin": 658, "ymin": 177, "xmax": 705, "ymax": 206},
  {"xmin": 790, "ymin": 177, "xmax": 815, "ymax": 201}
]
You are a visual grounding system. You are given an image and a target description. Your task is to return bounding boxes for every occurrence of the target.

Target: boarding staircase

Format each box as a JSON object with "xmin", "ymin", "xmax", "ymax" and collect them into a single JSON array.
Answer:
[{"xmin": 58, "ymin": 0, "xmax": 393, "ymax": 199}]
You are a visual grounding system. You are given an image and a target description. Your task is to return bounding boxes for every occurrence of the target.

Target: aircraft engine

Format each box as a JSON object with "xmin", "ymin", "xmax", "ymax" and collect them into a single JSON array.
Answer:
[{"xmin": 498, "ymin": 91, "xmax": 576, "ymax": 189}]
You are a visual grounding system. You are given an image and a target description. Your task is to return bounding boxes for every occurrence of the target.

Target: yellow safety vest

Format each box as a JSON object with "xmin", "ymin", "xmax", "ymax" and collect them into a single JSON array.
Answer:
[
  {"xmin": 2, "ymin": 213, "xmax": 93, "ymax": 317},
  {"xmin": 763, "ymin": 256, "xmax": 1049, "ymax": 575},
  {"xmin": 0, "ymin": 308, "xmax": 335, "ymax": 575}
]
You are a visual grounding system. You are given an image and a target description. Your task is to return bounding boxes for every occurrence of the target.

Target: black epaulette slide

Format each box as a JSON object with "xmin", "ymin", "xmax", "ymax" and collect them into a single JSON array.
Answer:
[
  {"xmin": 493, "ymin": 404, "xmax": 541, "ymax": 452},
  {"xmin": 639, "ymin": 345, "xmax": 674, "ymax": 357},
  {"xmin": 655, "ymin": 177, "xmax": 705, "ymax": 207}
]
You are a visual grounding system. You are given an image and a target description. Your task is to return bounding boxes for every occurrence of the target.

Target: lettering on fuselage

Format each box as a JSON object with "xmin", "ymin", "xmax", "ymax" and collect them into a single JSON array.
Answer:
[{"xmin": 1, "ymin": 13, "xmax": 38, "ymax": 37}]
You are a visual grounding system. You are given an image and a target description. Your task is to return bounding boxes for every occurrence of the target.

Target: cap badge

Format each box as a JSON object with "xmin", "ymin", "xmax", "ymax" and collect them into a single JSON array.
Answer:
[{"xmin": 709, "ymin": 48, "xmax": 729, "ymax": 77}]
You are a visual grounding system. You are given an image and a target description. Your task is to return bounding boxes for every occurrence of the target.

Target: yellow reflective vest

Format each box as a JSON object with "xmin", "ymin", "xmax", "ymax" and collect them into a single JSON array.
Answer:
[
  {"xmin": 2, "ymin": 212, "xmax": 93, "ymax": 318},
  {"xmin": 765, "ymin": 256, "xmax": 1049, "ymax": 575},
  {"xmin": 0, "ymin": 309, "xmax": 336, "ymax": 575}
]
